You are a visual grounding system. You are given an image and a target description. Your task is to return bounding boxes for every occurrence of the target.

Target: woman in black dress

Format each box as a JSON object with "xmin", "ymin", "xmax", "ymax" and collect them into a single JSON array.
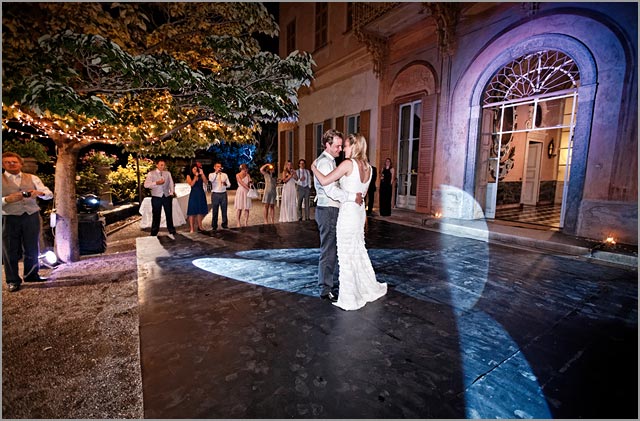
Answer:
[
  {"xmin": 186, "ymin": 163, "xmax": 209, "ymax": 232},
  {"xmin": 379, "ymin": 157, "xmax": 395, "ymax": 216}
]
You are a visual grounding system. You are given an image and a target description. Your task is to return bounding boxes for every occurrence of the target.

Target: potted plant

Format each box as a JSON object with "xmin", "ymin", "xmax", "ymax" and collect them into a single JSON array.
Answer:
[
  {"xmin": 81, "ymin": 149, "xmax": 117, "ymax": 168},
  {"xmin": 2, "ymin": 139, "xmax": 51, "ymax": 173}
]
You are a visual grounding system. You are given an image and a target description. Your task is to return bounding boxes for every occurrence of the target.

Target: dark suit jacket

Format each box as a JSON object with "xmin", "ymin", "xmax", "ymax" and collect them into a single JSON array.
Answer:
[{"xmin": 368, "ymin": 166, "xmax": 377, "ymax": 194}]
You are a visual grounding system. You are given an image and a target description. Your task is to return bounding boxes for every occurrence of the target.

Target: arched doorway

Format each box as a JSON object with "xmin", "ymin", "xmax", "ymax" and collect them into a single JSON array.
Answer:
[
  {"xmin": 477, "ymin": 50, "xmax": 579, "ymax": 228},
  {"xmin": 383, "ymin": 62, "xmax": 437, "ymax": 213}
]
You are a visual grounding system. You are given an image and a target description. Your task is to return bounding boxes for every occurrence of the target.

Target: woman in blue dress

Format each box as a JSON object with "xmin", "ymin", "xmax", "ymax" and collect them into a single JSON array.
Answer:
[{"xmin": 186, "ymin": 163, "xmax": 209, "ymax": 233}]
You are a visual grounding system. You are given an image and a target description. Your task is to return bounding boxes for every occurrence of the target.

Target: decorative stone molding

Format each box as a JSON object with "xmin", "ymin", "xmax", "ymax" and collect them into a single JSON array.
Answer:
[
  {"xmin": 424, "ymin": 3, "xmax": 461, "ymax": 57},
  {"xmin": 521, "ymin": 2, "xmax": 540, "ymax": 17},
  {"xmin": 353, "ymin": 28, "xmax": 388, "ymax": 79},
  {"xmin": 352, "ymin": 3, "xmax": 399, "ymax": 79},
  {"xmin": 390, "ymin": 64, "xmax": 436, "ymax": 99}
]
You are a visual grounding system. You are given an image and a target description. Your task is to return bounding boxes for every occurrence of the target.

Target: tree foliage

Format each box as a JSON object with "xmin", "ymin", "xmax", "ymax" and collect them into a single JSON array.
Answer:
[
  {"xmin": 2, "ymin": 2, "xmax": 315, "ymax": 262},
  {"xmin": 2, "ymin": 2, "xmax": 314, "ymax": 156}
]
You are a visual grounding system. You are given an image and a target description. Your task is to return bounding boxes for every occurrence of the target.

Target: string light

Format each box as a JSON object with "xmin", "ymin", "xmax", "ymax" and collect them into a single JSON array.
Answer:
[{"xmin": 4, "ymin": 101, "xmax": 258, "ymax": 148}]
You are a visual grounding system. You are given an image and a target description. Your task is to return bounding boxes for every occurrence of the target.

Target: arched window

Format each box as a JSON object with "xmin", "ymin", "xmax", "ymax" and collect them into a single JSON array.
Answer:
[{"xmin": 483, "ymin": 50, "xmax": 580, "ymax": 105}]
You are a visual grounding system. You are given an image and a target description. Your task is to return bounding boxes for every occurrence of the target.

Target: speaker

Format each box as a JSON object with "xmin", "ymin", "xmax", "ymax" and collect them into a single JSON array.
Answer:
[{"xmin": 78, "ymin": 213, "xmax": 107, "ymax": 255}]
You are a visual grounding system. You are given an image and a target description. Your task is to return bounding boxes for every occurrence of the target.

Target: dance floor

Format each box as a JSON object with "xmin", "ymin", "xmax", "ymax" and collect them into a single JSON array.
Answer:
[{"xmin": 136, "ymin": 219, "xmax": 637, "ymax": 419}]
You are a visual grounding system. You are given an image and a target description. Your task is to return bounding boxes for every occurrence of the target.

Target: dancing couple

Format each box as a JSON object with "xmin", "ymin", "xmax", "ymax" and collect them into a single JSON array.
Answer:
[{"xmin": 311, "ymin": 130, "xmax": 387, "ymax": 311}]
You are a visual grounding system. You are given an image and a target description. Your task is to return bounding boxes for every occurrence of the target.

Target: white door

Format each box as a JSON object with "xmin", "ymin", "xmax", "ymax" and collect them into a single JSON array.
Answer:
[
  {"xmin": 483, "ymin": 105, "xmax": 513, "ymax": 219},
  {"xmin": 396, "ymin": 100, "xmax": 421, "ymax": 209},
  {"xmin": 521, "ymin": 142, "xmax": 542, "ymax": 205}
]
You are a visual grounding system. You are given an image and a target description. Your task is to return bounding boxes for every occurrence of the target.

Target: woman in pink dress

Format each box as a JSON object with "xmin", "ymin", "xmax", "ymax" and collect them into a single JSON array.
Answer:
[{"xmin": 234, "ymin": 163, "xmax": 252, "ymax": 227}]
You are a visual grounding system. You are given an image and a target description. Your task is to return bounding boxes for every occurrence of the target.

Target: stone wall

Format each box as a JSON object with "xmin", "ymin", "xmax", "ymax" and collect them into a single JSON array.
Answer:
[{"xmin": 577, "ymin": 200, "xmax": 638, "ymax": 245}]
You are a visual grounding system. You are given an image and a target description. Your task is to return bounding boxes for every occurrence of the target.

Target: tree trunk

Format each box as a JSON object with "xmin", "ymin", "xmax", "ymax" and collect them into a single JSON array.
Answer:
[{"xmin": 53, "ymin": 140, "xmax": 81, "ymax": 262}]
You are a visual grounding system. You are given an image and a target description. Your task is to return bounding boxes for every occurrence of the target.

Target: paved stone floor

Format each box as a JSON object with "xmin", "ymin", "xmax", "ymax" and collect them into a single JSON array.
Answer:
[{"xmin": 136, "ymin": 219, "xmax": 637, "ymax": 419}]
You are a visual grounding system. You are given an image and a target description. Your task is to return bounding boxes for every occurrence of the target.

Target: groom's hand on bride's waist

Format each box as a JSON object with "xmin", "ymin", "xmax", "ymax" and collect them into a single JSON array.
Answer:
[{"xmin": 355, "ymin": 192, "xmax": 363, "ymax": 206}]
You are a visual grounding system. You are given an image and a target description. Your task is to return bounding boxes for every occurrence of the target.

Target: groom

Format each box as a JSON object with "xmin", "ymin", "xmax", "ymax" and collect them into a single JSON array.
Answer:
[{"xmin": 313, "ymin": 129, "xmax": 362, "ymax": 302}]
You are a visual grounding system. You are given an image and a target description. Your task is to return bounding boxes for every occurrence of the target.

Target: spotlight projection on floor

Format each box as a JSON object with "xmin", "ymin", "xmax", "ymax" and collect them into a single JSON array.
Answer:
[{"xmin": 192, "ymin": 243, "xmax": 551, "ymax": 418}]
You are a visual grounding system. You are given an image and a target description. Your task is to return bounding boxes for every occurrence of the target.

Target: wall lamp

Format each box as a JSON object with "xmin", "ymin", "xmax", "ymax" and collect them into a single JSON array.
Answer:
[{"xmin": 547, "ymin": 138, "xmax": 557, "ymax": 159}]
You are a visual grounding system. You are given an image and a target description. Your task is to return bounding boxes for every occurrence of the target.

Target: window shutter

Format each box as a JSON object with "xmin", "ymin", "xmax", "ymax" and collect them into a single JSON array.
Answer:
[
  {"xmin": 360, "ymin": 109, "xmax": 370, "ymax": 142},
  {"xmin": 323, "ymin": 118, "xmax": 332, "ymax": 131},
  {"xmin": 335, "ymin": 116, "xmax": 344, "ymax": 134},
  {"xmin": 415, "ymin": 94, "xmax": 438, "ymax": 214},
  {"xmin": 380, "ymin": 104, "xmax": 395, "ymax": 168},
  {"xmin": 293, "ymin": 127, "xmax": 300, "ymax": 162},
  {"xmin": 305, "ymin": 123, "xmax": 314, "ymax": 163}
]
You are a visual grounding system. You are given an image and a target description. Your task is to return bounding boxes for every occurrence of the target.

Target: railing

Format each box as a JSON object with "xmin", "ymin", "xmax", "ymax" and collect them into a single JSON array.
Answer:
[{"xmin": 353, "ymin": 2, "xmax": 399, "ymax": 30}]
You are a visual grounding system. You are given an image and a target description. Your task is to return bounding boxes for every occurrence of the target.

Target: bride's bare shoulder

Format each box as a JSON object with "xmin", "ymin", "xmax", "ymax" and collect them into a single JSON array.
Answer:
[
  {"xmin": 356, "ymin": 159, "xmax": 370, "ymax": 182},
  {"xmin": 339, "ymin": 159, "xmax": 354, "ymax": 171}
]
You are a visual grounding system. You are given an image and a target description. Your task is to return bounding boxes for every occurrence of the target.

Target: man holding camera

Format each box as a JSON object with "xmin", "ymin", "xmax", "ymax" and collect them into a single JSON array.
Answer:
[
  {"xmin": 208, "ymin": 162, "xmax": 231, "ymax": 230},
  {"xmin": 2, "ymin": 152, "xmax": 53, "ymax": 292}
]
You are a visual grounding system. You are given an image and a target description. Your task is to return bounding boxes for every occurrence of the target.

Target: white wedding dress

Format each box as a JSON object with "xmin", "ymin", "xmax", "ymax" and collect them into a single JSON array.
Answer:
[
  {"xmin": 335, "ymin": 159, "xmax": 387, "ymax": 310},
  {"xmin": 279, "ymin": 175, "xmax": 298, "ymax": 222}
]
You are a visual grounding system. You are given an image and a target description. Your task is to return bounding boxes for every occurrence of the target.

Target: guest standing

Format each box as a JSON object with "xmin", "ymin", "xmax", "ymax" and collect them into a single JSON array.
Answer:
[
  {"xmin": 143, "ymin": 159, "xmax": 176, "ymax": 239},
  {"xmin": 379, "ymin": 157, "xmax": 395, "ymax": 216},
  {"xmin": 2, "ymin": 152, "xmax": 53, "ymax": 292},
  {"xmin": 208, "ymin": 162, "xmax": 231, "ymax": 230},
  {"xmin": 278, "ymin": 160, "xmax": 298, "ymax": 223},
  {"xmin": 293, "ymin": 159, "xmax": 312, "ymax": 221},
  {"xmin": 366, "ymin": 164, "xmax": 377, "ymax": 216},
  {"xmin": 260, "ymin": 163, "xmax": 277, "ymax": 224},
  {"xmin": 185, "ymin": 163, "xmax": 208, "ymax": 233},
  {"xmin": 235, "ymin": 163, "xmax": 252, "ymax": 227}
]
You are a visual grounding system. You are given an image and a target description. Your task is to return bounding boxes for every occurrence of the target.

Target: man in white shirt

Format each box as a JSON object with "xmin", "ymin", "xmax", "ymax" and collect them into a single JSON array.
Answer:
[
  {"xmin": 313, "ymin": 129, "xmax": 362, "ymax": 302},
  {"xmin": 2, "ymin": 152, "xmax": 54, "ymax": 291},
  {"xmin": 294, "ymin": 158, "xmax": 312, "ymax": 221},
  {"xmin": 143, "ymin": 159, "xmax": 176, "ymax": 239},
  {"xmin": 208, "ymin": 162, "xmax": 231, "ymax": 230}
]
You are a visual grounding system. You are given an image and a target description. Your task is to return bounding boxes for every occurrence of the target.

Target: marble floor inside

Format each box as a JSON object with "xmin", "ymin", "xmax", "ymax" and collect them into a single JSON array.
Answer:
[{"xmin": 495, "ymin": 204, "xmax": 562, "ymax": 227}]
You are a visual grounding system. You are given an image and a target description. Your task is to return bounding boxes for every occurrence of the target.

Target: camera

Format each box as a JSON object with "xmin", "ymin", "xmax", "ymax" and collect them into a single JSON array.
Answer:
[{"xmin": 22, "ymin": 191, "xmax": 31, "ymax": 198}]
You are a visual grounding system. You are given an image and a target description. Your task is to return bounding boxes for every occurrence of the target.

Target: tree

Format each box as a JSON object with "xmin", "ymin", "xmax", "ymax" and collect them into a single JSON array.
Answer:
[{"xmin": 2, "ymin": 3, "xmax": 314, "ymax": 262}]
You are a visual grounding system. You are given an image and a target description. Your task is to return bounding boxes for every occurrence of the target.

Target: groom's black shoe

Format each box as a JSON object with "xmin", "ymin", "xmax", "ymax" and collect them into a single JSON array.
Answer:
[{"xmin": 321, "ymin": 292, "xmax": 338, "ymax": 302}]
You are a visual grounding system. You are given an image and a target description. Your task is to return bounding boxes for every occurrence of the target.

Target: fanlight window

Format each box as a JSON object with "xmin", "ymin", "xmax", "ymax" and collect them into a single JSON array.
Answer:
[{"xmin": 483, "ymin": 50, "xmax": 580, "ymax": 104}]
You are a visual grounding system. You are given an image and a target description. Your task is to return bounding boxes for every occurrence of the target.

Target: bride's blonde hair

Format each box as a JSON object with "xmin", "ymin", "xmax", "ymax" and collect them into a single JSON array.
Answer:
[{"xmin": 347, "ymin": 133, "xmax": 369, "ymax": 164}]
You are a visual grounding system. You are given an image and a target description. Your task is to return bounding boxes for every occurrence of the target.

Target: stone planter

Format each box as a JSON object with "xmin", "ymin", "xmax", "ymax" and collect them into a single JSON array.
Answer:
[
  {"xmin": 22, "ymin": 157, "xmax": 38, "ymax": 174},
  {"xmin": 95, "ymin": 165, "xmax": 112, "ymax": 178},
  {"xmin": 94, "ymin": 165, "xmax": 114, "ymax": 208}
]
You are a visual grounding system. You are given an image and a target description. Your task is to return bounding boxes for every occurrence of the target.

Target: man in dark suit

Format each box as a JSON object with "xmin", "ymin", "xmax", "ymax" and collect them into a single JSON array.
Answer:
[{"xmin": 366, "ymin": 165, "xmax": 377, "ymax": 216}]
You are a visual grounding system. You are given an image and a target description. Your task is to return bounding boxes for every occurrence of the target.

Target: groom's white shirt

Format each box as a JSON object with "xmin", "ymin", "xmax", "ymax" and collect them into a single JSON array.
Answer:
[{"xmin": 313, "ymin": 151, "xmax": 356, "ymax": 208}]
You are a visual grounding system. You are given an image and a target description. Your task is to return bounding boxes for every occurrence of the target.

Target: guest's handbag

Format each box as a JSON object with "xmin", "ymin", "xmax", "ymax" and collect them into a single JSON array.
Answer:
[{"xmin": 247, "ymin": 186, "xmax": 259, "ymax": 199}]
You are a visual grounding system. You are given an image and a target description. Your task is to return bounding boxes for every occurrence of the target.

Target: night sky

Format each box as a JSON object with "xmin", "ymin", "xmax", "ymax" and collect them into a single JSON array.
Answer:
[{"xmin": 258, "ymin": 2, "xmax": 280, "ymax": 54}]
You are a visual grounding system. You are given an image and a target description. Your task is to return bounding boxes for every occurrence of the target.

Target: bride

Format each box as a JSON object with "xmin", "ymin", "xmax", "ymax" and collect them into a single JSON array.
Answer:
[{"xmin": 311, "ymin": 133, "xmax": 387, "ymax": 310}]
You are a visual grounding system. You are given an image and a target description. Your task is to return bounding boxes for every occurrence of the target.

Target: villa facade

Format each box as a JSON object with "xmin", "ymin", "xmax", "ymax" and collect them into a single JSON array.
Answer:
[{"xmin": 277, "ymin": 2, "xmax": 638, "ymax": 245}]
